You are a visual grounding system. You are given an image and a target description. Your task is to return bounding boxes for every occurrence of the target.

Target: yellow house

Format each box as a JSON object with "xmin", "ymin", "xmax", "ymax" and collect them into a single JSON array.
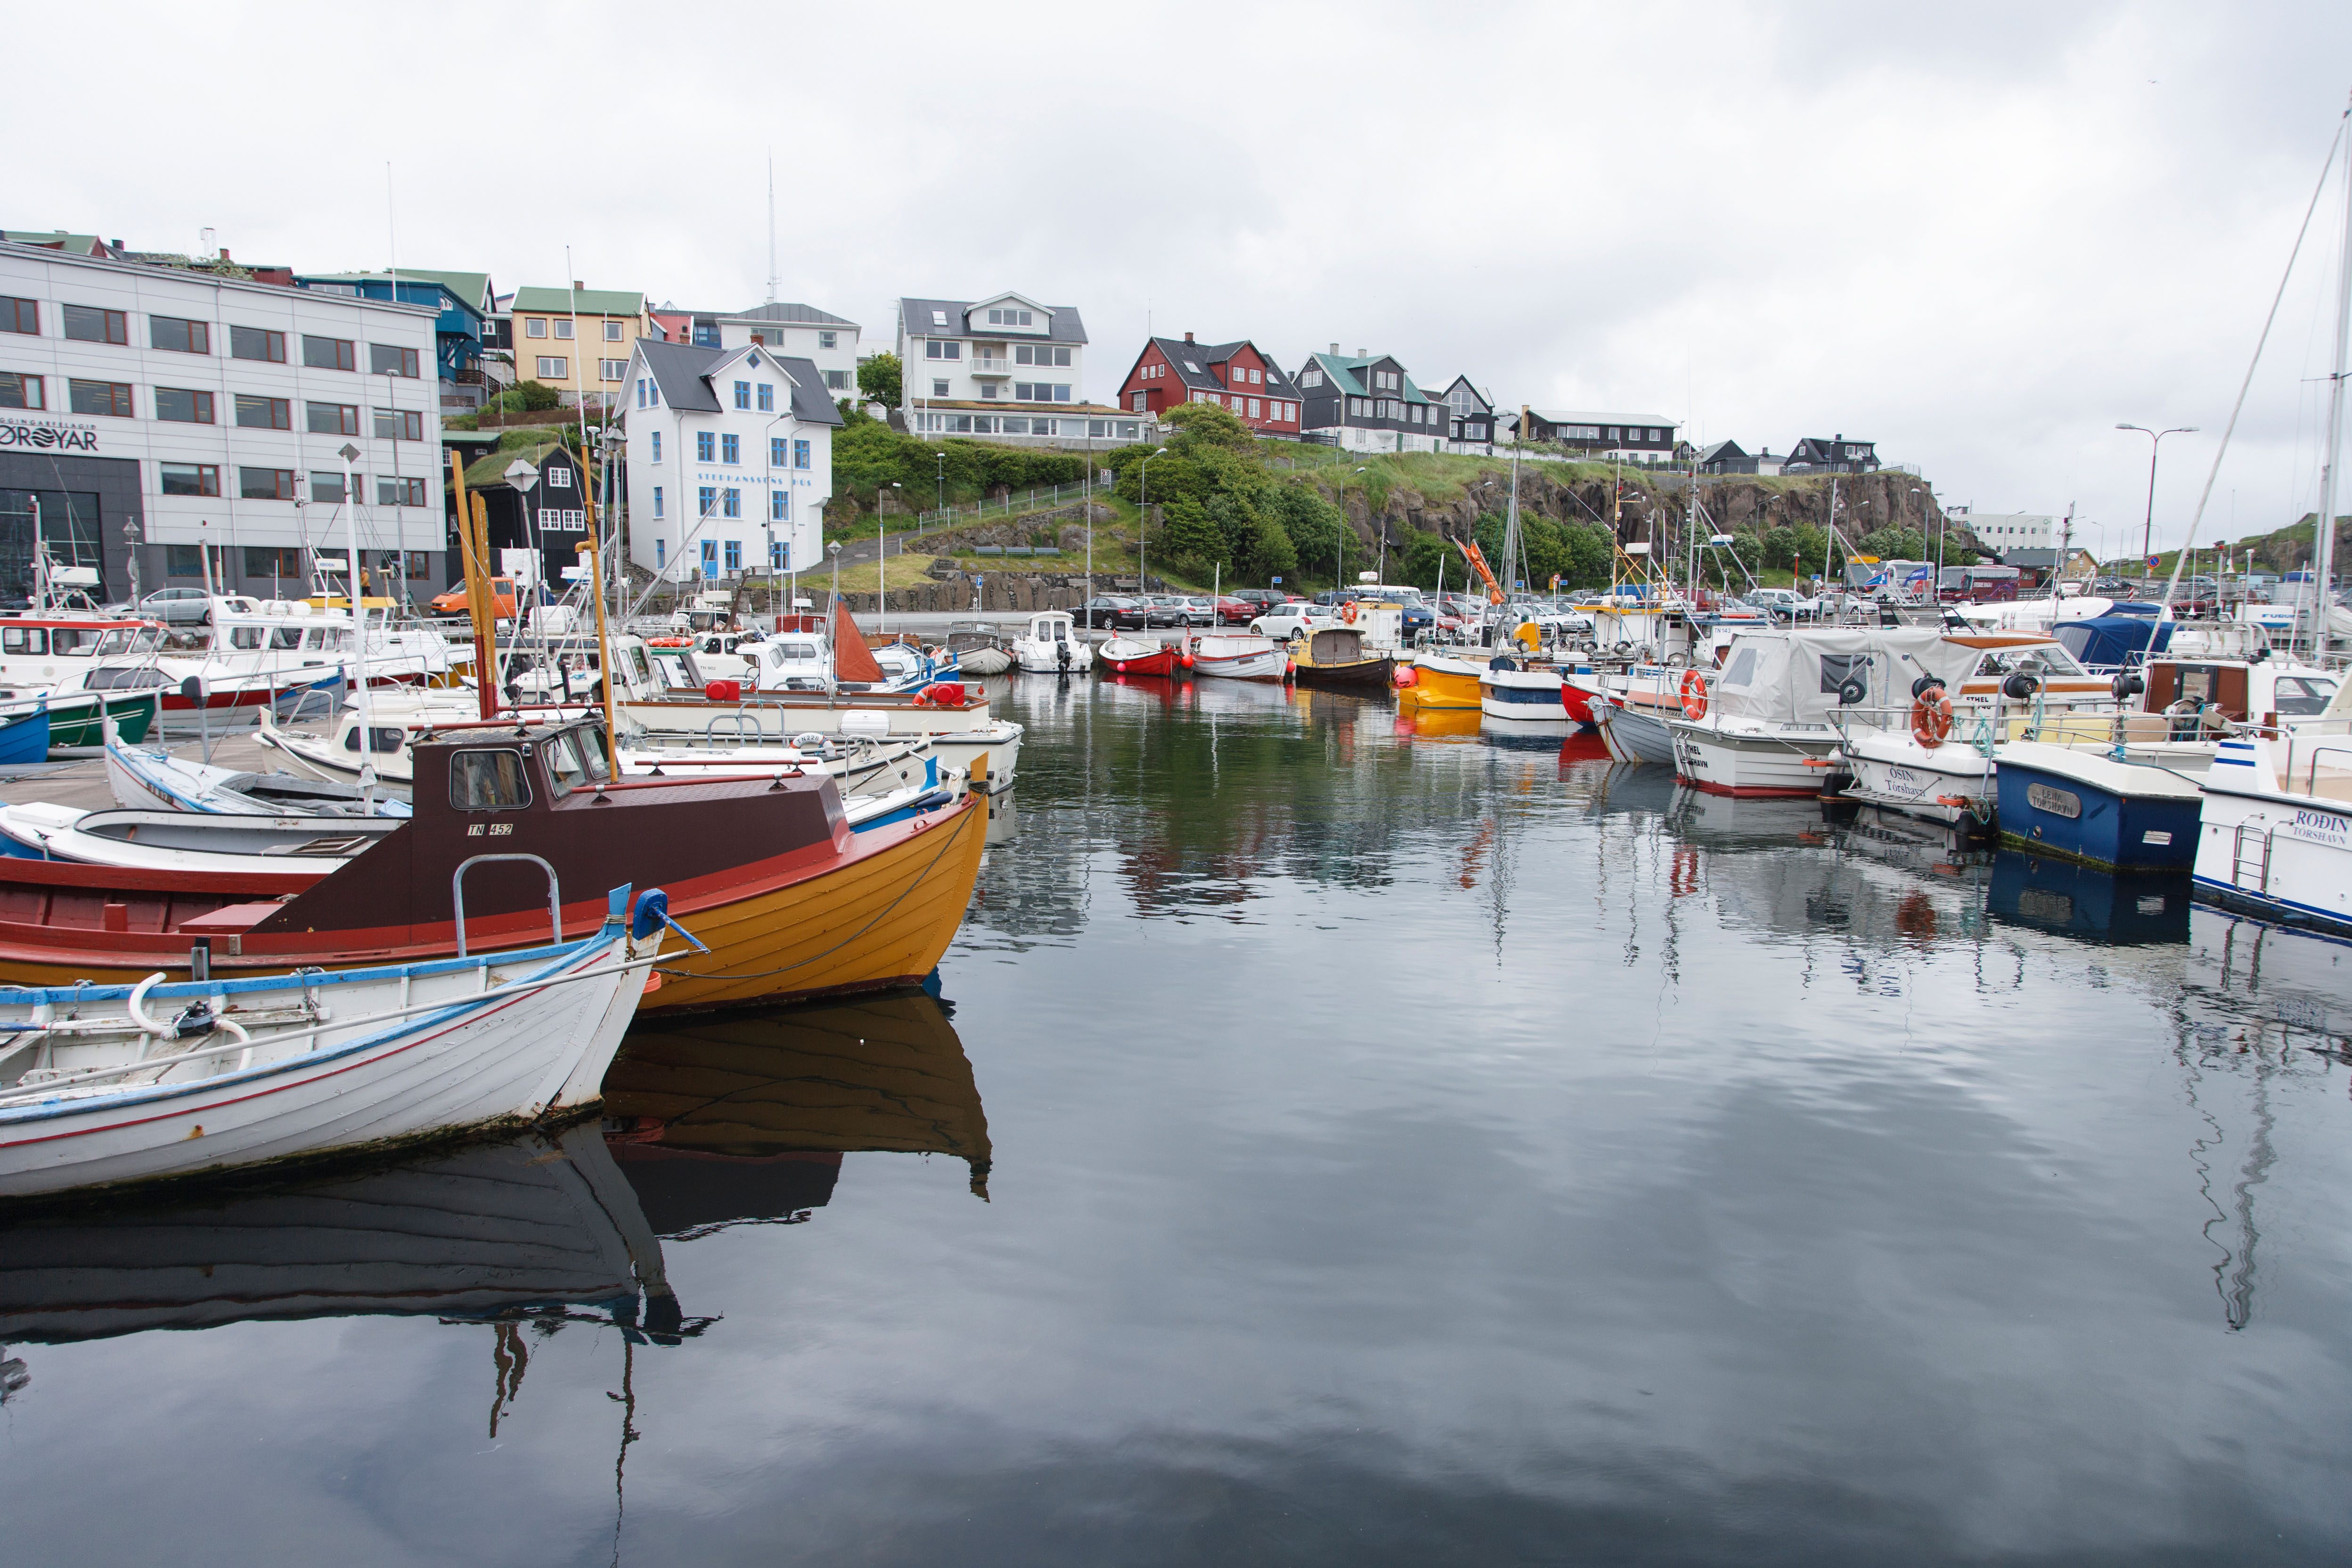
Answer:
[{"xmin": 509, "ymin": 283, "xmax": 652, "ymax": 411}]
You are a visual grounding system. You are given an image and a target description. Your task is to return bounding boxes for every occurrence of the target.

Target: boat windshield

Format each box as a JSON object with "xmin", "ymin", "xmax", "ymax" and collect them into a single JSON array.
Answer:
[
  {"xmin": 89, "ymin": 627, "xmax": 161, "ymax": 657},
  {"xmin": 546, "ymin": 732, "xmax": 590, "ymax": 793},
  {"xmin": 2275, "ymin": 675, "xmax": 2339, "ymax": 717},
  {"xmin": 1976, "ymin": 642, "xmax": 2088, "ymax": 678}
]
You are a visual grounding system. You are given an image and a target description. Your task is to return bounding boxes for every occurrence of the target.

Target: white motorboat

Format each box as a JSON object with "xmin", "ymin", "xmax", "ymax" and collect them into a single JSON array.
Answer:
[
  {"xmin": 942, "ymin": 626, "xmax": 1012, "ymax": 676},
  {"xmin": 1185, "ymin": 631, "xmax": 1286, "ymax": 682},
  {"xmin": 0, "ymin": 803, "xmax": 401, "ymax": 875},
  {"xmin": 0, "ymin": 886, "xmax": 659, "ymax": 1198},
  {"xmin": 1011, "ymin": 611, "xmax": 1092, "ymax": 674},
  {"xmin": 1478, "ymin": 656, "xmax": 1568, "ymax": 720},
  {"xmin": 2191, "ymin": 720, "xmax": 2352, "ymax": 935},
  {"xmin": 105, "ymin": 732, "xmax": 409, "ymax": 817},
  {"xmin": 1668, "ymin": 629, "xmax": 1981, "ymax": 797}
]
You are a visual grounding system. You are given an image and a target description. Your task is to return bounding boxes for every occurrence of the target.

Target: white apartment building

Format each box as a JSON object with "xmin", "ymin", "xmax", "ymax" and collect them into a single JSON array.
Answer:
[
  {"xmin": 1969, "ymin": 513, "xmax": 2057, "ymax": 550},
  {"xmin": 896, "ymin": 291, "xmax": 1146, "ymax": 447},
  {"xmin": 0, "ymin": 238, "xmax": 444, "ymax": 601},
  {"xmin": 663, "ymin": 302, "xmax": 862, "ymax": 402},
  {"xmin": 620, "ymin": 339, "xmax": 840, "ymax": 583}
]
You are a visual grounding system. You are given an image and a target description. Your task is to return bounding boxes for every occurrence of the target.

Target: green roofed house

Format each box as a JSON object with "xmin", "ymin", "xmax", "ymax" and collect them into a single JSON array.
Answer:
[
  {"xmin": 1294, "ymin": 347, "xmax": 1450, "ymax": 455},
  {"xmin": 506, "ymin": 284, "xmax": 653, "ymax": 416}
]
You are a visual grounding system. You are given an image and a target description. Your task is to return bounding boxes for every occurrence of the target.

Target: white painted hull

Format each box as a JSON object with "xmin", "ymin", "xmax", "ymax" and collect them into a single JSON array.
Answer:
[
  {"xmin": 1479, "ymin": 669, "xmax": 1568, "ymax": 720},
  {"xmin": 1667, "ymin": 719, "xmax": 1838, "ymax": 796},
  {"xmin": 1839, "ymin": 731, "xmax": 1994, "ymax": 824},
  {"xmin": 954, "ymin": 648, "xmax": 1012, "ymax": 675},
  {"xmin": 1190, "ymin": 637, "xmax": 1286, "ymax": 682},
  {"xmin": 0, "ymin": 923, "xmax": 652, "ymax": 1197},
  {"xmin": 1596, "ymin": 696, "xmax": 1679, "ymax": 765},
  {"xmin": 1012, "ymin": 640, "xmax": 1093, "ymax": 673},
  {"xmin": 0, "ymin": 804, "xmax": 393, "ymax": 874},
  {"xmin": 2192, "ymin": 737, "xmax": 2352, "ymax": 935}
]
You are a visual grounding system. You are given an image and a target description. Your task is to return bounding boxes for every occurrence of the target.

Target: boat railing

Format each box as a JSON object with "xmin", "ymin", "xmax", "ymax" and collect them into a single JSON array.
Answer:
[
  {"xmin": 1831, "ymin": 702, "xmax": 2004, "ymax": 758},
  {"xmin": 2294, "ymin": 742, "xmax": 2352, "ymax": 801},
  {"xmin": 452, "ymin": 854, "xmax": 563, "ymax": 957}
]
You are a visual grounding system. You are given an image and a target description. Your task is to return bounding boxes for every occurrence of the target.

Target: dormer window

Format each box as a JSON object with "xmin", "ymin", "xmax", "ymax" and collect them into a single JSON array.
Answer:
[{"xmin": 987, "ymin": 307, "xmax": 1034, "ymax": 327}]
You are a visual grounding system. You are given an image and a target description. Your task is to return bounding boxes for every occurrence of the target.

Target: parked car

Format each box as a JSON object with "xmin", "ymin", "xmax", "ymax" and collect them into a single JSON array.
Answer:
[
  {"xmin": 1176, "ymin": 596, "xmax": 1223, "ymax": 627},
  {"xmin": 1230, "ymin": 589, "xmax": 1293, "ymax": 614},
  {"xmin": 1210, "ymin": 594, "xmax": 1256, "ymax": 625},
  {"xmin": 136, "ymin": 587, "xmax": 216, "ymax": 626},
  {"xmin": 1143, "ymin": 594, "xmax": 1195, "ymax": 627},
  {"xmin": 1251, "ymin": 601, "xmax": 1337, "ymax": 639},
  {"xmin": 430, "ymin": 577, "xmax": 519, "ymax": 620},
  {"xmin": 1745, "ymin": 588, "xmax": 1821, "ymax": 622},
  {"xmin": 1079, "ymin": 596, "xmax": 1147, "ymax": 629}
]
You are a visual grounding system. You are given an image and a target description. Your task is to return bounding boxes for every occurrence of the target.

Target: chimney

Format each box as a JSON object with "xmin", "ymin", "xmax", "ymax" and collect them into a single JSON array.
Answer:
[
  {"xmin": 1357, "ymin": 348, "xmax": 1367, "ymax": 358},
  {"xmin": 573, "ymin": 280, "xmax": 585, "ymax": 290},
  {"xmin": 1330, "ymin": 343, "xmax": 1339, "ymax": 356},
  {"xmin": 1184, "ymin": 331, "xmax": 1193, "ymax": 343}
]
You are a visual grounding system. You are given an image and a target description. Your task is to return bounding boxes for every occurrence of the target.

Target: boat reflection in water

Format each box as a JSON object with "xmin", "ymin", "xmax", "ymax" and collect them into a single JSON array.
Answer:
[
  {"xmin": 1394, "ymin": 704, "xmax": 1482, "ymax": 741},
  {"xmin": 601, "ymin": 989, "xmax": 991, "ymax": 1236},
  {"xmin": 1987, "ymin": 849, "xmax": 2192, "ymax": 946},
  {"xmin": 0, "ymin": 1121, "xmax": 688, "ymax": 1347}
]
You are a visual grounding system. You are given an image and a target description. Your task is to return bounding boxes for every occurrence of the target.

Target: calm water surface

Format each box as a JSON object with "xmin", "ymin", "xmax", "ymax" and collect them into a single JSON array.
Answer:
[{"xmin": 5, "ymin": 676, "xmax": 2352, "ymax": 1565}]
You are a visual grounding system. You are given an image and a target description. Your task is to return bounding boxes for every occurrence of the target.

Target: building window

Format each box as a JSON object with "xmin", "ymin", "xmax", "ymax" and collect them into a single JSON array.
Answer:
[
  {"xmin": 655, "ymin": 539, "xmax": 666, "ymax": 569},
  {"xmin": 771, "ymin": 489, "xmax": 787, "ymax": 521},
  {"xmin": 159, "ymin": 462, "xmax": 220, "ymax": 497},
  {"xmin": 1249, "ymin": 399, "xmax": 1261, "ymax": 418},
  {"xmin": 604, "ymin": 319, "xmax": 623, "ymax": 342},
  {"xmin": 925, "ymin": 340, "xmax": 943, "ymax": 357},
  {"xmin": 725, "ymin": 539, "xmax": 743, "ymax": 571},
  {"xmin": 235, "ymin": 393, "xmax": 292, "ymax": 429},
  {"xmin": 310, "ymin": 472, "xmax": 346, "ymax": 502},
  {"xmin": 771, "ymin": 539, "xmax": 788, "ymax": 567},
  {"xmin": 931, "ymin": 379, "xmax": 948, "ymax": 397},
  {"xmin": 2, "ymin": 297, "xmax": 36, "ymax": 335},
  {"xmin": 986, "ymin": 308, "xmax": 1034, "ymax": 327},
  {"xmin": 599, "ymin": 358, "xmax": 625, "ymax": 381},
  {"xmin": 229, "ymin": 325, "xmax": 286, "ymax": 362},
  {"xmin": 526, "ymin": 318, "xmax": 548, "ymax": 338},
  {"xmin": 307, "ymin": 402, "xmax": 359, "ymax": 436},
  {"xmin": 302, "ymin": 335, "xmax": 356, "ymax": 371},
  {"xmin": 164, "ymin": 545, "xmax": 206, "ymax": 578},
  {"xmin": 700, "ymin": 539, "xmax": 718, "ymax": 579},
  {"xmin": 649, "ymin": 431, "xmax": 662, "ymax": 462},
  {"xmin": 734, "ymin": 381, "xmax": 751, "ymax": 409},
  {"xmin": 652, "ymin": 485, "xmax": 664, "ymax": 518},
  {"xmin": 769, "ymin": 436, "xmax": 786, "ymax": 466},
  {"xmin": 245, "ymin": 546, "xmax": 303, "ymax": 579},
  {"xmin": 377, "ymin": 476, "xmax": 429, "ymax": 506},
  {"xmin": 239, "ymin": 466, "xmax": 297, "ymax": 500},
  {"xmin": 721, "ymin": 433, "xmax": 740, "ymax": 464},
  {"xmin": 150, "ymin": 316, "xmax": 211, "ymax": 355},
  {"xmin": 818, "ymin": 330, "xmax": 837, "ymax": 350},
  {"xmin": 373, "ymin": 408, "xmax": 424, "ymax": 440},
  {"xmin": 536, "ymin": 356, "xmax": 568, "ymax": 379},
  {"xmin": 69, "ymin": 379, "xmax": 133, "ymax": 417},
  {"xmin": 696, "ymin": 431, "xmax": 715, "ymax": 462},
  {"xmin": 368, "ymin": 343, "xmax": 420, "ymax": 377},
  {"xmin": 64, "ymin": 305, "xmax": 128, "ymax": 344},
  {"xmin": 554, "ymin": 319, "xmax": 574, "ymax": 340},
  {"xmin": 0, "ymin": 372, "xmax": 42, "ymax": 409},
  {"xmin": 1132, "ymin": 391, "xmax": 1146, "ymax": 412},
  {"xmin": 758, "ymin": 383, "xmax": 775, "ymax": 411},
  {"xmin": 722, "ymin": 488, "xmax": 741, "ymax": 518},
  {"xmin": 698, "ymin": 485, "xmax": 716, "ymax": 516},
  {"xmin": 793, "ymin": 439, "xmax": 810, "ymax": 469}
]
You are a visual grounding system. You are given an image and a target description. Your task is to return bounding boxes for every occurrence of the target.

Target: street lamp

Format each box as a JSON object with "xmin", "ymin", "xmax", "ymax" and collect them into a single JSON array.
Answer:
[
  {"xmin": 2116, "ymin": 423, "xmax": 2197, "ymax": 582},
  {"xmin": 826, "ymin": 540, "xmax": 843, "ymax": 694},
  {"xmin": 935, "ymin": 450, "xmax": 946, "ymax": 514},
  {"xmin": 881, "ymin": 482, "xmax": 901, "ymax": 635},
  {"xmin": 336, "ymin": 440, "xmax": 378, "ymax": 798},
  {"xmin": 1138, "ymin": 446, "xmax": 1168, "ymax": 592}
]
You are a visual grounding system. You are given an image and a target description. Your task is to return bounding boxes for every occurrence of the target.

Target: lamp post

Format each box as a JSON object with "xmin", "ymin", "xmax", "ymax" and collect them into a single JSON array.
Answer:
[
  {"xmin": 935, "ymin": 450, "xmax": 946, "ymax": 514},
  {"xmin": 337, "ymin": 440, "xmax": 378, "ymax": 804},
  {"xmin": 1138, "ymin": 445, "xmax": 1168, "ymax": 592},
  {"xmin": 826, "ymin": 540, "xmax": 843, "ymax": 694},
  {"xmin": 2115, "ymin": 423, "xmax": 2197, "ymax": 583},
  {"xmin": 1349, "ymin": 466, "xmax": 1367, "ymax": 592},
  {"xmin": 881, "ymin": 482, "xmax": 901, "ymax": 635}
]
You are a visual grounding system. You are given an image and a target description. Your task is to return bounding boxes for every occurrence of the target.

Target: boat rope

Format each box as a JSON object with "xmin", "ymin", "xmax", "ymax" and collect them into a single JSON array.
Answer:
[{"xmin": 652, "ymin": 804, "xmax": 978, "ymax": 984}]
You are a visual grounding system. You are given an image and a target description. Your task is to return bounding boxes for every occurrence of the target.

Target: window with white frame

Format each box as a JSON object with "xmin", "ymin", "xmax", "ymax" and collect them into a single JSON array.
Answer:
[
  {"xmin": 825, "ymin": 370, "xmax": 849, "ymax": 389},
  {"xmin": 600, "ymin": 359, "xmax": 626, "ymax": 381},
  {"xmin": 554, "ymin": 319, "xmax": 574, "ymax": 340},
  {"xmin": 604, "ymin": 319, "xmax": 623, "ymax": 341},
  {"xmin": 986, "ymin": 307, "xmax": 1033, "ymax": 327},
  {"xmin": 818, "ymin": 331, "xmax": 837, "ymax": 350},
  {"xmin": 932, "ymin": 379, "xmax": 948, "ymax": 397},
  {"xmin": 537, "ymin": 356, "xmax": 567, "ymax": 379},
  {"xmin": 526, "ymin": 318, "xmax": 547, "ymax": 338},
  {"xmin": 1014, "ymin": 344, "xmax": 1071, "ymax": 367}
]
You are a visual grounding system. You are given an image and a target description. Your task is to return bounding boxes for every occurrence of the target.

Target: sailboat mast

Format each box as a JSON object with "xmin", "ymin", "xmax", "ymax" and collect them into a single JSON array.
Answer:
[{"xmin": 2312, "ymin": 102, "xmax": 2352, "ymax": 660}]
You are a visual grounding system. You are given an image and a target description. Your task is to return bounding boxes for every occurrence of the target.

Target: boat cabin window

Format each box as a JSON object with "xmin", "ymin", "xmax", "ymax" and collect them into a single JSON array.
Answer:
[
  {"xmin": 1722, "ymin": 645, "xmax": 1759, "ymax": 686},
  {"xmin": 270, "ymin": 627, "xmax": 304, "ymax": 650},
  {"xmin": 628, "ymin": 646, "xmax": 654, "ymax": 686},
  {"xmin": 342, "ymin": 725, "xmax": 406, "ymax": 753},
  {"xmin": 1977, "ymin": 644, "xmax": 2087, "ymax": 678},
  {"xmin": 1, "ymin": 628, "xmax": 45, "ymax": 656},
  {"xmin": 546, "ymin": 727, "xmax": 612, "ymax": 792},
  {"xmin": 89, "ymin": 627, "xmax": 159, "ymax": 657},
  {"xmin": 450, "ymin": 749, "xmax": 533, "ymax": 810},
  {"xmin": 230, "ymin": 626, "xmax": 265, "ymax": 650},
  {"xmin": 2274, "ymin": 675, "xmax": 2337, "ymax": 717}
]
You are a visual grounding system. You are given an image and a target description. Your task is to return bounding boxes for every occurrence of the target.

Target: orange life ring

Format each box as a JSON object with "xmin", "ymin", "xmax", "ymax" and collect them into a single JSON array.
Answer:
[
  {"xmin": 1911, "ymin": 689, "xmax": 1954, "ymax": 749},
  {"xmin": 1342, "ymin": 602, "xmax": 1359, "ymax": 624},
  {"xmin": 1680, "ymin": 667, "xmax": 1708, "ymax": 719}
]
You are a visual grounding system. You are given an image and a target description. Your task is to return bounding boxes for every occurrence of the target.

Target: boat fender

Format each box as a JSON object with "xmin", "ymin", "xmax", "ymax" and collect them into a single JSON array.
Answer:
[
  {"xmin": 1394, "ymin": 666, "xmax": 1418, "ymax": 688},
  {"xmin": 923, "ymin": 682, "xmax": 966, "ymax": 708},
  {"xmin": 1911, "ymin": 686, "xmax": 1954, "ymax": 749},
  {"xmin": 1679, "ymin": 668, "xmax": 1709, "ymax": 719},
  {"xmin": 630, "ymin": 889, "xmax": 671, "ymax": 941},
  {"xmin": 704, "ymin": 679, "xmax": 741, "ymax": 702}
]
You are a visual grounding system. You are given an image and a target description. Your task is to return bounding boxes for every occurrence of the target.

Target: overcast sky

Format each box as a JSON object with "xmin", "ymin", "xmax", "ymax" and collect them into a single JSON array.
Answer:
[{"xmin": 16, "ymin": 1, "xmax": 2352, "ymax": 556}]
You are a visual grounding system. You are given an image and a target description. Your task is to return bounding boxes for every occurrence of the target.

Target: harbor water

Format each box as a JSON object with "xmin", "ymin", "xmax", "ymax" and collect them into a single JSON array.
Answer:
[{"xmin": 4, "ymin": 675, "xmax": 2350, "ymax": 1564}]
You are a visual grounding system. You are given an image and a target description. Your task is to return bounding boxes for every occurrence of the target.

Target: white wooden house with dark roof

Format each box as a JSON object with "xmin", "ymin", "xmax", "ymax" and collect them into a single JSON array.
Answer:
[
  {"xmin": 889, "ymin": 291, "xmax": 1144, "ymax": 448},
  {"xmin": 1295, "ymin": 347, "xmax": 1449, "ymax": 453},
  {"xmin": 1117, "ymin": 333, "xmax": 1302, "ymax": 435},
  {"xmin": 618, "ymin": 338, "xmax": 841, "ymax": 583}
]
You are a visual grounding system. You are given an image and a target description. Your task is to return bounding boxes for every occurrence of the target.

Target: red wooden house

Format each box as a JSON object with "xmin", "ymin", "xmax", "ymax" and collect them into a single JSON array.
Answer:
[{"xmin": 1117, "ymin": 333, "xmax": 1303, "ymax": 436}]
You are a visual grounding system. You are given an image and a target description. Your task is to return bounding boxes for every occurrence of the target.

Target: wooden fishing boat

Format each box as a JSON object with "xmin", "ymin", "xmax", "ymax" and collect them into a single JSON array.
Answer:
[
  {"xmin": 0, "ymin": 716, "xmax": 987, "ymax": 1016},
  {"xmin": 0, "ymin": 886, "xmax": 655, "ymax": 1198},
  {"xmin": 1097, "ymin": 636, "xmax": 1178, "ymax": 677},
  {"xmin": 1185, "ymin": 632, "xmax": 1286, "ymax": 683},
  {"xmin": 0, "ymin": 700, "xmax": 51, "ymax": 767},
  {"xmin": 1290, "ymin": 626, "xmax": 1392, "ymax": 688},
  {"xmin": 105, "ymin": 732, "xmax": 408, "ymax": 817}
]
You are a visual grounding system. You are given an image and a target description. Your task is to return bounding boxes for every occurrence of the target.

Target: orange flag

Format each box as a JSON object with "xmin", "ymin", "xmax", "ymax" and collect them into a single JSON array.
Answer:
[{"xmin": 831, "ymin": 600, "xmax": 886, "ymax": 684}]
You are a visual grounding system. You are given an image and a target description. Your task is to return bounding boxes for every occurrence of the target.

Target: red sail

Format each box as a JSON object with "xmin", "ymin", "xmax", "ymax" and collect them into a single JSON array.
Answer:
[{"xmin": 832, "ymin": 601, "xmax": 886, "ymax": 684}]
